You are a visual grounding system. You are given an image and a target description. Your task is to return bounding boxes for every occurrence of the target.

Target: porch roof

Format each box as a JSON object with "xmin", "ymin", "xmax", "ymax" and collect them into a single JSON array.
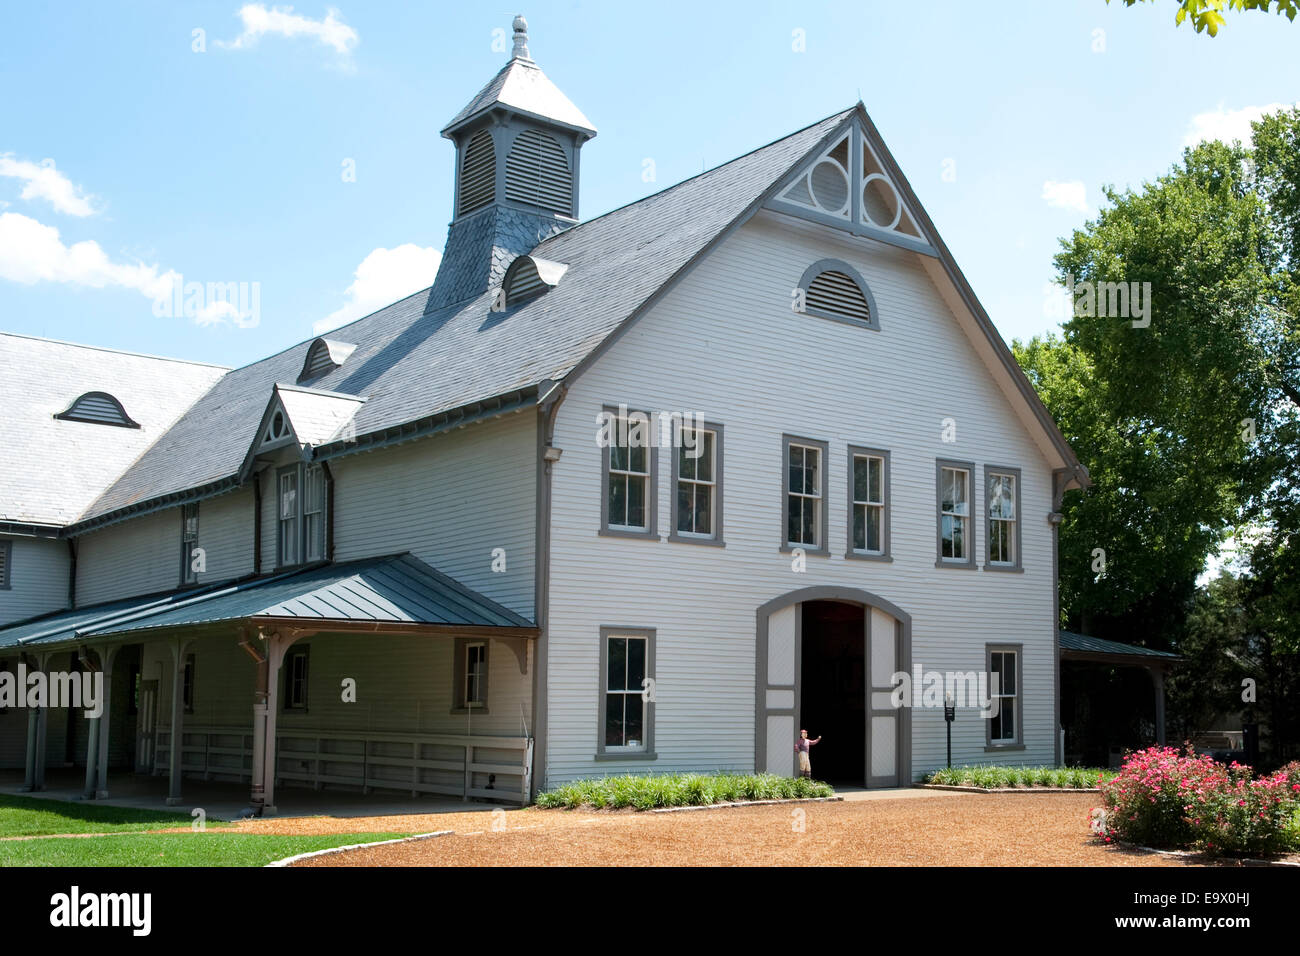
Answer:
[
  {"xmin": 1059, "ymin": 630, "xmax": 1181, "ymax": 667},
  {"xmin": 0, "ymin": 553, "xmax": 536, "ymax": 650}
]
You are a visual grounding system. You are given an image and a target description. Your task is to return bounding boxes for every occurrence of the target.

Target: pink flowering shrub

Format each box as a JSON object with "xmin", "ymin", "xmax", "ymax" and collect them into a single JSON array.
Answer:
[{"xmin": 1092, "ymin": 746, "xmax": 1300, "ymax": 856}]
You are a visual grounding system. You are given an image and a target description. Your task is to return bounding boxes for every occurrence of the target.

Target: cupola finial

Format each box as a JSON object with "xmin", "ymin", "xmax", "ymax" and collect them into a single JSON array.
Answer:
[{"xmin": 512, "ymin": 15, "xmax": 530, "ymax": 59}]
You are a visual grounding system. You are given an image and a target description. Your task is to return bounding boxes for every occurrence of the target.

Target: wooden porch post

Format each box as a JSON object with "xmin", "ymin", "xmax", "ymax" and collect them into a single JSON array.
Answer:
[
  {"xmin": 166, "ymin": 638, "xmax": 193, "ymax": 805},
  {"xmin": 1150, "ymin": 667, "xmax": 1167, "ymax": 747},
  {"xmin": 249, "ymin": 628, "xmax": 294, "ymax": 816},
  {"xmin": 94, "ymin": 645, "xmax": 119, "ymax": 798},
  {"xmin": 22, "ymin": 653, "xmax": 48, "ymax": 792}
]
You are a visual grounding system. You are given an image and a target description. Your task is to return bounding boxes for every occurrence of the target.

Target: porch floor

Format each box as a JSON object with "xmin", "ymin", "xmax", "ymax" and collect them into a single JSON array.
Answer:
[{"xmin": 0, "ymin": 769, "xmax": 488, "ymax": 822}]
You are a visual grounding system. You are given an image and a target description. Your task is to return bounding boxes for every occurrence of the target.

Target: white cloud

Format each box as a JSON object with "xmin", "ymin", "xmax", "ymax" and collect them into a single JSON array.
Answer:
[
  {"xmin": 315, "ymin": 244, "xmax": 439, "ymax": 334},
  {"xmin": 219, "ymin": 4, "xmax": 359, "ymax": 56},
  {"xmin": 1041, "ymin": 180, "xmax": 1088, "ymax": 214},
  {"xmin": 0, "ymin": 211, "xmax": 176, "ymax": 300},
  {"xmin": 0, "ymin": 154, "xmax": 97, "ymax": 216},
  {"xmin": 1182, "ymin": 102, "xmax": 1298, "ymax": 148}
]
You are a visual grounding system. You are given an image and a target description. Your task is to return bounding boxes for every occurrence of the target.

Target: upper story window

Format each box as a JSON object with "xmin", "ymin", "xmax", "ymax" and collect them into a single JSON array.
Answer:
[
  {"xmin": 782, "ymin": 436, "xmax": 828, "ymax": 554},
  {"xmin": 180, "ymin": 502, "xmax": 200, "ymax": 586},
  {"xmin": 505, "ymin": 128, "xmax": 572, "ymax": 216},
  {"xmin": 986, "ymin": 467, "xmax": 1022, "ymax": 571},
  {"xmin": 936, "ymin": 460, "xmax": 976, "ymax": 568},
  {"xmin": 848, "ymin": 446, "xmax": 889, "ymax": 560},
  {"xmin": 458, "ymin": 128, "xmax": 496, "ymax": 216},
  {"xmin": 670, "ymin": 422, "xmax": 723, "ymax": 545},
  {"xmin": 795, "ymin": 259, "xmax": 879, "ymax": 330},
  {"xmin": 0, "ymin": 539, "xmax": 11, "ymax": 590},
  {"xmin": 600, "ymin": 406, "xmax": 657, "ymax": 539},
  {"xmin": 54, "ymin": 391, "xmax": 140, "ymax": 429},
  {"xmin": 277, "ymin": 463, "xmax": 327, "ymax": 568}
]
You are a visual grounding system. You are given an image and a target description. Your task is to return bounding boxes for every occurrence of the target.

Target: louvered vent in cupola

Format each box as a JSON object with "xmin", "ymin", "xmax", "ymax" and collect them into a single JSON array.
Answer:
[
  {"xmin": 505, "ymin": 129, "xmax": 572, "ymax": 216},
  {"xmin": 54, "ymin": 392, "xmax": 140, "ymax": 428},
  {"xmin": 502, "ymin": 255, "xmax": 569, "ymax": 307},
  {"xmin": 797, "ymin": 260, "xmax": 879, "ymax": 330},
  {"xmin": 458, "ymin": 129, "xmax": 496, "ymax": 216},
  {"xmin": 299, "ymin": 338, "xmax": 356, "ymax": 383}
]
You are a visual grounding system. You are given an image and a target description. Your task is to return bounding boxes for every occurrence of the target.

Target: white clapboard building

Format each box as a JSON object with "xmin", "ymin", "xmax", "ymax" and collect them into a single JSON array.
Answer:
[{"xmin": 0, "ymin": 17, "xmax": 1088, "ymax": 810}]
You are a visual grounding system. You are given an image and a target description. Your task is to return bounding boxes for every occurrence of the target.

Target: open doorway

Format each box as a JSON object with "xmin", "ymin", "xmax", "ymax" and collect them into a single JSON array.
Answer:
[{"xmin": 799, "ymin": 600, "xmax": 865, "ymax": 786}]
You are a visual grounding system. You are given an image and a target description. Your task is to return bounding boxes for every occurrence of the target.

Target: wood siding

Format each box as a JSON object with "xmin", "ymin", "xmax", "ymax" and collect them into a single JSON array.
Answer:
[
  {"xmin": 0, "ymin": 535, "xmax": 68, "ymax": 626},
  {"xmin": 544, "ymin": 211, "xmax": 1057, "ymax": 784}
]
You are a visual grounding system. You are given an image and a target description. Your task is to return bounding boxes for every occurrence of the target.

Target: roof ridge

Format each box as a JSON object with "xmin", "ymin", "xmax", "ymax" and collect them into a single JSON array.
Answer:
[
  {"xmin": 536, "ymin": 105, "xmax": 856, "ymax": 246},
  {"xmin": 0, "ymin": 330, "xmax": 229, "ymax": 369}
]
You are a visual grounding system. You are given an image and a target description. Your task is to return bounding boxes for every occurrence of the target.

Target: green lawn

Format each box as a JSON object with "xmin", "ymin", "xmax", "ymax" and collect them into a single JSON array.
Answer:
[
  {"xmin": 0, "ymin": 831, "xmax": 411, "ymax": 867},
  {"xmin": 0, "ymin": 794, "xmax": 223, "ymax": 837}
]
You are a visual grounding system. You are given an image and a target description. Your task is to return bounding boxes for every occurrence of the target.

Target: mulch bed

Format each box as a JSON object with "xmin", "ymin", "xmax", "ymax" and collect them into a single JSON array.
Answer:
[{"xmin": 284, "ymin": 792, "xmax": 1209, "ymax": 867}]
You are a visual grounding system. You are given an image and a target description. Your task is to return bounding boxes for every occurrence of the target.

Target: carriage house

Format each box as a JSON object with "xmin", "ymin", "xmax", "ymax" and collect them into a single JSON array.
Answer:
[{"xmin": 0, "ymin": 17, "xmax": 1088, "ymax": 812}]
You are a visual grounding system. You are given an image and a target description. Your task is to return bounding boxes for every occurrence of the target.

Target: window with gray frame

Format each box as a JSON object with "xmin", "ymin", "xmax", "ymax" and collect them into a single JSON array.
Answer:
[
  {"xmin": 936, "ymin": 459, "xmax": 976, "ymax": 567},
  {"xmin": 670, "ymin": 422, "xmax": 722, "ymax": 544},
  {"xmin": 180, "ymin": 502, "xmax": 199, "ymax": 586},
  {"xmin": 600, "ymin": 406, "xmax": 656, "ymax": 537},
  {"xmin": 276, "ymin": 463, "xmax": 326, "ymax": 568},
  {"xmin": 452, "ymin": 638, "xmax": 489, "ymax": 711},
  {"xmin": 0, "ymin": 540, "xmax": 10, "ymax": 590},
  {"xmin": 783, "ymin": 436, "xmax": 828, "ymax": 553},
  {"xmin": 987, "ymin": 645, "xmax": 1022, "ymax": 748},
  {"xmin": 284, "ymin": 647, "xmax": 309, "ymax": 711},
  {"xmin": 598, "ymin": 628, "xmax": 655, "ymax": 756},
  {"xmin": 985, "ymin": 467, "xmax": 1022, "ymax": 571},
  {"xmin": 848, "ymin": 446, "xmax": 889, "ymax": 559}
]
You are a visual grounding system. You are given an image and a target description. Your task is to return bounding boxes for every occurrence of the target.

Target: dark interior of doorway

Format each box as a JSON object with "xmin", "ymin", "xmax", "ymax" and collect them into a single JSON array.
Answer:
[{"xmin": 799, "ymin": 600, "xmax": 865, "ymax": 786}]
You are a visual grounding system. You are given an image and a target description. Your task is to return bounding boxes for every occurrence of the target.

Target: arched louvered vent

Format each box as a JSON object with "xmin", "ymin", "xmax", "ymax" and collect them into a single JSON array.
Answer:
[
  {"xmin": 797, "ymin": 260, "xmax": 879, "ymax": 330},
  {"xmin": 502, "ymin": 255, "xmax": 569, "ymax": 308},
  {"xmin": 458, "ymin": 129, "xmax": 497, "ymax": 216},
  {"xmin": 54, "ymin": 391, "xmax": 140, "ymax": 428},
  {"xmin": 299, "ymin": 338, "xmax": 356, "ymax": 383},
  {"xmin": 505, "ymin": 129, "xmax": 572, "ymax": 216}
]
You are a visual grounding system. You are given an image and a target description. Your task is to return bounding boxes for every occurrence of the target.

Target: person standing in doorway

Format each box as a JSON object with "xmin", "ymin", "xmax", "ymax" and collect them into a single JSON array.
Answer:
[{"xmin": 794, "ymin": 729, "xmax": 822, "ymax": 779}]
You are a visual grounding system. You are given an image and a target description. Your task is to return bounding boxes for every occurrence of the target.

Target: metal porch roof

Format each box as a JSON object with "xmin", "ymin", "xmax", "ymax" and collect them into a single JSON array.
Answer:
[{"xmin": 1059, "ymin": 631, "xmax": 1181, "ymax": 662}]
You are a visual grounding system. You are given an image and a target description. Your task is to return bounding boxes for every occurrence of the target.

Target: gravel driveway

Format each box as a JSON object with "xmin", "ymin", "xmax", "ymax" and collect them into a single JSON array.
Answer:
[{"xmin": 282, "ymin": 792, "xmax": 1200, "ymax": 867}]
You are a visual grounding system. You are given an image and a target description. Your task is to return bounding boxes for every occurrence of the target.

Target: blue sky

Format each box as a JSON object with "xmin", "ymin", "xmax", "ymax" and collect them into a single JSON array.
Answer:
[{"xmin": 2, "ymin": 0, "xmax": 1297, "ymax": 369}]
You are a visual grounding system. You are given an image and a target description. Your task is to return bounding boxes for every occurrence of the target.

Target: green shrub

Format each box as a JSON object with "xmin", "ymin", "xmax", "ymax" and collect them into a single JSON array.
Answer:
[
  {"xmin": 535, "ymin": 772, "xmax": 834, "ymax": 810},
  {"xmin": 921, "ymin": 765, "xmax": 1109, "ymax": 789}
]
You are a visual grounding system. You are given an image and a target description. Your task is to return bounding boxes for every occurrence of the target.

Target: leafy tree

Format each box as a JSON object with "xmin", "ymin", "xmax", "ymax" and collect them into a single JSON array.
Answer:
[{"xmin": 1108, "ymin": 0, "xmax": 1299, "ymax": 36}]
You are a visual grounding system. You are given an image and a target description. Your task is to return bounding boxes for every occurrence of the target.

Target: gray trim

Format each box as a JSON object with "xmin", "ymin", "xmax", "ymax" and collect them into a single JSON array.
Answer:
[
  {"xmin": 935, "ymin": 458, "xmax": 978, "ymax": 569},
  {"xmin": 754, "ymin": 586, "xmax": 911, "ymax": 786},
  {"xmin": 845, "ymin": 445, "xmax": 891, "ymax": 561},
  {"xmin": 274, "ymin": 464, "xmax": 300, "ymax": 570},
  {"xmin": 795, "ymin": 258, "xmax": 881, "ymax": 331},
  {"xmin": 764, "ymin": 197, "xmax": 940, "ymax": 258},
  {"xmin": 668, "ymin": 420, "xmax": 725, "ymax": 547},
  {"xmin": 985, "ymin": 642, "xmax": 1023, "ymax": 750},
  {"xmin": 0, "ymin": 539, "xmax": 11, "ymax": 590},
  {"xmin": 983, "ymin": 465, "xmax": 1024, "ymax": 573},
  {"xmin": 595, "ymin": 626, "xmax": 656, "ymax": 758},
  {"xmin": 1052, "ymin": 487, "xmax": 1062, "ymax": 766},
  {"xmin": 598, "ymin": 404, "xmax": 658, "ymax": 539},
  {"xmin": 451, "ymin": 636, "xmax": 490, "ymax": 713},
  {"xmin": 781, "ymin": 434, "xmax": 829, "ymax": 555}
]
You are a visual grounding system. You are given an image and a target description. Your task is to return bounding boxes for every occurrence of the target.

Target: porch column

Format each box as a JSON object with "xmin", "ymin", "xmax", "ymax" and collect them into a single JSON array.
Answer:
[
  {"xmin": 166, "ymin": 638, "xmax": 193, "ymax": 805},
  {"xmin": 1149, "ymin": 667, "xmax": 1167, "ymax": 746},
  {"xmin": 22, "ymin": 654, "xmax": 48, "ymax": 792},
  {"xmin": 94, "ymin": 645, "xmax": 119, "ymax": 798},
  {"xmin": 248, "ymin": 629, "xmax": 294, "ymax": 817}
]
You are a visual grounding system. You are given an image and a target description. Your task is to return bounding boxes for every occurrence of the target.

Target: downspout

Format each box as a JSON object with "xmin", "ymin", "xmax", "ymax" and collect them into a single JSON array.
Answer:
[
  {"xmin": 252, "ymin": 471, "xmax": 262, "ymax": 576},
  {"xmin": 66, "ymin": 538, "xmax": 77, "ymax": 609},
  {"xmin": 1050, "ymin": 467, "xmax": 1075, "ymax": 767},
  {"xmin": 530, "ymin": 380, "xmax": 566, "ymax": 800}
]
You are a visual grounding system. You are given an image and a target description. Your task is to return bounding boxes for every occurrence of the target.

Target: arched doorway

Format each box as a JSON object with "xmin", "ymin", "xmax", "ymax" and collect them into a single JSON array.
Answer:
[{"xmin": 754, "ymin": 586, "xmax": 911, "ymax": 788}]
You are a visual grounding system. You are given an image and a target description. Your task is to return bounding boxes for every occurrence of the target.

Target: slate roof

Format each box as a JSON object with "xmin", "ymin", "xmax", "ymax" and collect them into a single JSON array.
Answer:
[
  {"xmin": 74, "ymin": 107, "xmax": 855, "ymax": 529},
  {"xmin": 0, "ymin": 553, "xmax": 535, "ymax": 649},
  {"xmin": 0, "ymin": 333, "xmax": 226, "ymax": 528},
  {"xmin": 1059, "ymin": 631, "xmax": 1181, "ymax": 661},
  {"xmin": 442, "ymin": 55, "xmax": 596, "ymax": 138}
]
